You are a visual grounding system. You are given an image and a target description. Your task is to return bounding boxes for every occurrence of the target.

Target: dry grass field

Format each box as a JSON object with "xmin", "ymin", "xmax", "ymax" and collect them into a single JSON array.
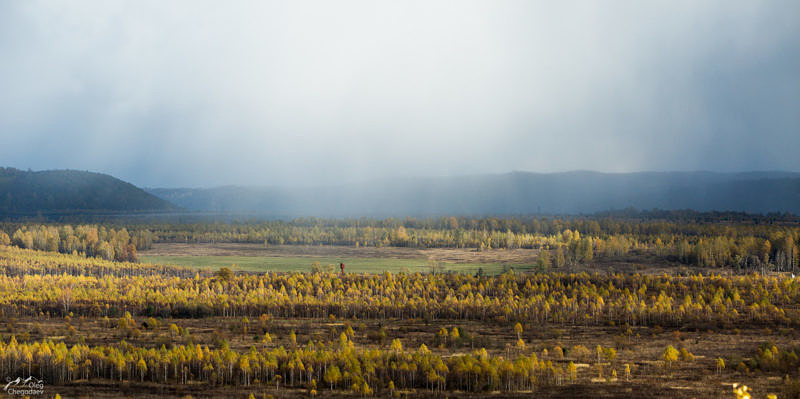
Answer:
[
  {"xmin": 140, "ymin": 243, "xmax": 723, "ymax": 277},
  {"xmin": 139, "ymin": 243, "xmax": 542, "ymax": 274}
]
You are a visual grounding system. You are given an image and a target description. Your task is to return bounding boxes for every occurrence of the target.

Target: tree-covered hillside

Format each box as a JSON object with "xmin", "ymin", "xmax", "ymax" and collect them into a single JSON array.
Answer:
[{"xmin": 0, "ymin": 168, "xmax": 178, "ymax": 215}]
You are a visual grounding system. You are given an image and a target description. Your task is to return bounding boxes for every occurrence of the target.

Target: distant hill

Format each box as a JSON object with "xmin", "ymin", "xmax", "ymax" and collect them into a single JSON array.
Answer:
[
  {"xmin": 148, "ymin": 171, "xmax": 800, "ymax": 217},
  {"xmin": 0, "ymin": 168, "xmax": 178, "ymax": 216}
]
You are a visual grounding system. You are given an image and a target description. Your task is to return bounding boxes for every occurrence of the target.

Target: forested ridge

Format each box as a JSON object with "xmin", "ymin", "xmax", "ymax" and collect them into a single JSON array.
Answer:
[{"xmin": 0, "ymin": 167, "xmax": 177, "ymax": 215}]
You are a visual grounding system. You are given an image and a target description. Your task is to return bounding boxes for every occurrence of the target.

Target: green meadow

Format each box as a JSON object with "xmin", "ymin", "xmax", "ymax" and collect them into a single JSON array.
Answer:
[{"xmin": 140, "ymin": 255, "xmax": 533, "ymax": 275}]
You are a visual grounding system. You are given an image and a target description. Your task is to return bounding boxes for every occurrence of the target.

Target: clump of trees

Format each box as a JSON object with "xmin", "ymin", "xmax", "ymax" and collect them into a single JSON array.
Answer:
[
  {"xmin": 4, "ymin": 224, "xmax": 151, "ymax": 262},
  {"xmin": 740, "ymin": 342, "xmax": 800, "ymax": 373}
]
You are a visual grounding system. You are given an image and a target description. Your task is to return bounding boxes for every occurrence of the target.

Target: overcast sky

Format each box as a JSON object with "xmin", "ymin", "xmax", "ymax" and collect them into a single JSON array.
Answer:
[{"xmin": 1, "ymin": 1, "xmax": 798, "ymax": 187}]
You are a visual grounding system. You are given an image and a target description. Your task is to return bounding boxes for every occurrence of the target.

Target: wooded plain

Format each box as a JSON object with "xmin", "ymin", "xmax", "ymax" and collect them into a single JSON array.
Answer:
[{"xmin": 0, "ymin": 215, "xmax": 798, "ymax": 398}]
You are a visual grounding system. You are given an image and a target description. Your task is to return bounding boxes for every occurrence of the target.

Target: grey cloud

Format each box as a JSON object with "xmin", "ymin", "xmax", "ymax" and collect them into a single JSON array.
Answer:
[{"xmin": 0, "ymin": 1, "xmax": 798, "ymax": 187}]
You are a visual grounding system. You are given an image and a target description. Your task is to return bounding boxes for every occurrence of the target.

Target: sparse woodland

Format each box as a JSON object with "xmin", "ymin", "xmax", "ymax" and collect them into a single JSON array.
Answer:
[{"xmin": 0, "ymin": 240, "xmax": 797, "ymax": 397}]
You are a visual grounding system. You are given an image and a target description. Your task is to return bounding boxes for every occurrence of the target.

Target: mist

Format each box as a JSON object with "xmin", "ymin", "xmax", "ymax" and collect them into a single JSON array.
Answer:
[{"xmin": 1, "ymin": 1, "xmax": 798, "ymax": 188}]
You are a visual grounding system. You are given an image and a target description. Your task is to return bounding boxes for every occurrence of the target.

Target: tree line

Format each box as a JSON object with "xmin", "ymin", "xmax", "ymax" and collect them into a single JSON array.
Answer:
[
  {"xmin": 0, "ymin": 334, "xmax": 595, "ymax": 394},
  {"xmin": 0, "ymin": 224, "xmax": 153, "ymax": 262},
  {"xmin": 1, "ymin": 247, "xmax": 798, "ymax": 328}
]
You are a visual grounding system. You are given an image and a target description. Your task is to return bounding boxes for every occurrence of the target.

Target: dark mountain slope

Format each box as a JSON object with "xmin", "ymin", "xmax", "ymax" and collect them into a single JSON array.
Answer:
[{"xmin": 0, "ymin": 168, "xmax": 178, "ymax": 215}]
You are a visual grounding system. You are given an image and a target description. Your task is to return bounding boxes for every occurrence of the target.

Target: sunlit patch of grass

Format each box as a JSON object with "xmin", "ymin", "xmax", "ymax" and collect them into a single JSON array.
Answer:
[{"xmin": 140, "ymin": 255, "xmax": 533, "ymax": 275}]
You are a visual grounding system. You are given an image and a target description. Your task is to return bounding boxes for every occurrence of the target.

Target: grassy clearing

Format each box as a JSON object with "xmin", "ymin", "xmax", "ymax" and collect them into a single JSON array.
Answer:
[{"xmin": 140, "ymin": 255, "xmax": 533, "ymax": 275}]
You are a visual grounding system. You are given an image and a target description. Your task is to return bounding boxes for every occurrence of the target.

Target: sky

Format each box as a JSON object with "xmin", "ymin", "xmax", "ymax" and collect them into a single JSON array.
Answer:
[{"xmin": 1, "ymin": 1, "xmax": 798, "ymax": 188}]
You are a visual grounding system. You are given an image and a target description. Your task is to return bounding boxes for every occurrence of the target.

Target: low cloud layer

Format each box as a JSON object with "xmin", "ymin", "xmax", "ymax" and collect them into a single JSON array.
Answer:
[{"xmin": 1, "ymin": 1, "xmax": 798, "ymax": 187}]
